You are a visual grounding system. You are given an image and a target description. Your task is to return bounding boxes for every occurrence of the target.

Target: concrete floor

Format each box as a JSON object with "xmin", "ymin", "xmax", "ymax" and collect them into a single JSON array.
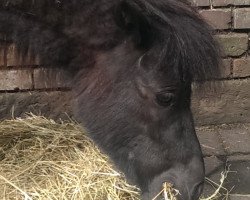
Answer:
[{"xmin": 197, "ymin": 123, "xmax": 250, "ymax": 200}]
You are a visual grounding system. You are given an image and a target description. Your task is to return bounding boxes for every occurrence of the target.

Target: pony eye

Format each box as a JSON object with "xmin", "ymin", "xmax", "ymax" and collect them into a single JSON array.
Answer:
[{"xmin": 155, "ymin": 92, "xmax": 175, "ymax": 107}]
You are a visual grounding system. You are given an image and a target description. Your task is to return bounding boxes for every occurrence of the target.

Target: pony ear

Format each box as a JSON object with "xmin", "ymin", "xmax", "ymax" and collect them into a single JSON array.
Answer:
[{"xmin": 114, "ymin": 0, "xmax": 153, "ymax": 48}]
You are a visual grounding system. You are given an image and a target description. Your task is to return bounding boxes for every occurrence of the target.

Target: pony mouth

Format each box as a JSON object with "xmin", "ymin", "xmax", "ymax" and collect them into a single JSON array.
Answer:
[{"xmin": 152, "ymin": 182, "xmax": 180, "ymax": 200}]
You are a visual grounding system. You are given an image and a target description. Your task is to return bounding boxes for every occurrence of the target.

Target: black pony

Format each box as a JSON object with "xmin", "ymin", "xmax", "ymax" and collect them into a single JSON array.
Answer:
[{"xmin": 0, "ymin": 0, "xmax": 221, "ymax": 199}]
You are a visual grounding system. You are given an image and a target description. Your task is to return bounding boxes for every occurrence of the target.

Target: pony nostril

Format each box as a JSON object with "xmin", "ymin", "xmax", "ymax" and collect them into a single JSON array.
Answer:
[{"xmin": 191, "ymin": 181, "xmax": 204, "ymax": 200}]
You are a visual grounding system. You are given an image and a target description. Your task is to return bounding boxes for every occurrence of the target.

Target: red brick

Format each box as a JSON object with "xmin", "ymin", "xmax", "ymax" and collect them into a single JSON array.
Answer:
[
  {"xmin": 0, "ymin": 69, "xmax": 33, "ymax": 90},
  {"xmin": 215, "ymin": 34, "xmax": 248, "ymax": 57},
  {"xmin": 233, "ymin": 8, "xmax": 250, "ymax": 29},
  {"xmin": 192, "ymin": 0, "xmax": 210, "ymax": 7},
  {"xmin": 199, "ymin": 9, "xmax": 231, "ymax": 29},
  {"xmin": 221, "ymin": 59, "xmax": 232, "ymax": 78},
  {"xmin": 6, "ymin": 44, "xmax": 39, "ymax": 67},
  {"xmin": 233, "ymin": 58, "xmax": 250, "ymax": 78},
  {"xmin": 33, "ymin": 68, "xmax": 70, "ymax": 89},
  {"xmin": 213, "ymin": 0, "xmax": 250, "ymax": 6}
]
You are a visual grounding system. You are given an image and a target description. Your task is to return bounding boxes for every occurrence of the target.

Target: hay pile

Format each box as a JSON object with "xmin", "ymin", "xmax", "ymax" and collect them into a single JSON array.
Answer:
[
  {"xmin": 0, "ymin": 115, "xmax": 226, "ymax": 200},
  {"xmin": 0, "ymin": 115, "xmax": 140, "ymax": 200}
]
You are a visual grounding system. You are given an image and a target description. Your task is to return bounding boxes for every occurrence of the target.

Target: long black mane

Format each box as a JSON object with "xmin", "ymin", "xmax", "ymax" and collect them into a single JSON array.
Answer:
[{"xmin": 0, "ymin": 0, "xmax": 220, "ymax": 82}]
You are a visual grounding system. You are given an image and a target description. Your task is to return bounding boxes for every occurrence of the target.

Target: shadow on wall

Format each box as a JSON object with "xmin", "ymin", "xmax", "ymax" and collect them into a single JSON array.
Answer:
[{"xmin": 192, "ymin": 79, "xmax": 250, "ymax": 125}]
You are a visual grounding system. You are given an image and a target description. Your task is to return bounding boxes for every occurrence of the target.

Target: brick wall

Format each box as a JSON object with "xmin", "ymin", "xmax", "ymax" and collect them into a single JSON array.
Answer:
[
  {"xmin": 194, "ymin": 0, "xmax": 250, "ymax": 78},
  {"xmin": 0, "ymin": 41, "xmax": 72, "ymax": 121},
  {"xmin": 0, "ymin": 42, "xmax": 68, "ymax": 91},
  {"xmin": 0, "ymin": 1, "xmax": 250, "ymax": 125},
  {"xmin": 192, "ymin": 0, "xmax": 250, "ymax": 124}
]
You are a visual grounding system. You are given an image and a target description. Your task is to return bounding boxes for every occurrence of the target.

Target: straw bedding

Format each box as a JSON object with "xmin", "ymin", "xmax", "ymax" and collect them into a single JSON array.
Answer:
[{"xmin": 0, "ymin": 115, "xmax": 226, "ymax": 200}]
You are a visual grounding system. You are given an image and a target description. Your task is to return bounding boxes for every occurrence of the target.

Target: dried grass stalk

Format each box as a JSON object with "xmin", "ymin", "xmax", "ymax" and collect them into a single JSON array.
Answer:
[{"xmin": 152, "ymin": 182, "xmax": 179, "ymax": 200}]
